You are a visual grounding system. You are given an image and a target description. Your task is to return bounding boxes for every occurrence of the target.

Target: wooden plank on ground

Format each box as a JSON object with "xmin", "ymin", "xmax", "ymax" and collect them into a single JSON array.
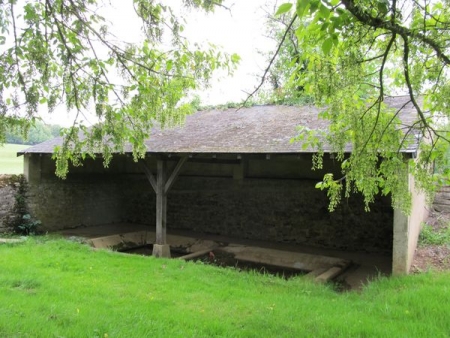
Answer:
[
  {"xmin": 0, "ymin": 238, "xmax": 26, "ymax": 244},
  {"xmin": 87, "ymin": 231, "xmax": 150, "ymax": 249},
  {"xmin": 305, "ymin": 268, "xmax": 328, "ymax": 278},
  {"xmin": 221, "ymin": 244, "xmax": 350, "ymax": 272},
  {"xmin": 315, "ymin": 266, "xmax": 345, "ymax": 283},
  {"xmin": 178, "ymin": 247, "xmax": 217, "ymax": 260}
]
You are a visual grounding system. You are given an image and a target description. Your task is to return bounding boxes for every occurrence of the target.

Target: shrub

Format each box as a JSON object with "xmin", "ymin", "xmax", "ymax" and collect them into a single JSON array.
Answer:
[
  {"xmin": 419, "ymin": 223, "xmax": 450, "ymax": 246},
  {"xmin": 16, "ymin": 214, "xmax": 41, "ymax": 235}
]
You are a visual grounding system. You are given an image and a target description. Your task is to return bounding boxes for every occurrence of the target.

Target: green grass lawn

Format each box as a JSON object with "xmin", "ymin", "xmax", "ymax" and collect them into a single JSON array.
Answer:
[
  {"xmin": 0, "ymin": 144, "xmax": 27, "ymax": 174},
  {"xmin": 0, "ymin": 237, "xmax": 449, "ymax": 337}
]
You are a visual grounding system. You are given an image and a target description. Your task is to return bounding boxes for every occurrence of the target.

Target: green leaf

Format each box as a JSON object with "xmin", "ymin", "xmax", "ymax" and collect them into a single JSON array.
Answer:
[
  {"xmin": 166, "ymin": 60, "xmax": 173, "ymax": 72},
  {"xmin": 341, "ymin": 159, "xmax": 350, "ymax": 170},
  {"xmin": 320, "ymin": 22, "xmax": 329, "ymax": 31},
  {"xmin": 318, "ymin": 4, "xmax": 330, "ymax": 18},
  {"xmin": 296, "ymin": 0, "xmax": 310, "ymax": 17},
  {"xmin": 332, "ymin": 33, "xmax": 339, "ymax": 46},
  {"xmin": 321, "ymin": 37, "xmax": 333, "ymax": 54},
  {"xmin": 377, "ymin": 1, "xmax": 388, "ymax": 14},
  {"xmin": 309, "ymin": 0, "xmax": 320, "ymax": 15},
  {"xmin": 275, "ymin": 3, "xmax": 293, "ymax": 16},
  {"xmin": 231, "ymin": 53, "xmax": 241, "ymax": 64}
]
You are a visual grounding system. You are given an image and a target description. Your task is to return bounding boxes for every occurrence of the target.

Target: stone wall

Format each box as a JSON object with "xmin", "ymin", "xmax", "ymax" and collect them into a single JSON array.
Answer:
[
  {"xmin": 124, "ymin": 176, "xmax": 393, "ymax": 253},
  {"xmin": 26, "ymin": 174, "xmax": 126, "ymax": 231},
  {"xmin": 433, "ymin": 186, "xmax": 450, "ymax": 212},
  {"xmin": 0, "ymin": 174, "xmax": 23, "ymax": 233},
  {"xmin": 23, "ymin": 153, "xmax": 393, "ymax": 253}
]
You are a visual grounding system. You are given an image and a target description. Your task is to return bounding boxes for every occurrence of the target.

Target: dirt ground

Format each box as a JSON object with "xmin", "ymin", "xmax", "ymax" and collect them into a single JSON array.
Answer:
[{"xmin": 411, "ymin": 210, "xmax": 450, "ymax": 273}]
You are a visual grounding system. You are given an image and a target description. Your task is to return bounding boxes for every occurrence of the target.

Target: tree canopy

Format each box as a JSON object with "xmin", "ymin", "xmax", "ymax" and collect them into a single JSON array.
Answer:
[
  {"xmin": 256, "ymin": 0, "xmax": 450, "ymax": 211},
  {"xmin": 1, "ymin": 0, "xmax": 449, "ymax": 212},
  {"xmin": 0, "ymin": 0, "xmax": 239, "ymax": 176},
  {"xmin": 6, "ymin": 121, "xmax": 61, "ymax": 145}
]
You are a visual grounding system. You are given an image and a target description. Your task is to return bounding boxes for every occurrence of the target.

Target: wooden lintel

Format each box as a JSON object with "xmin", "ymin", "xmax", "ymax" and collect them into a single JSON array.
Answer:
[
  {"xmin": 186, "ymin": 158, "xmax": 241, "ymax": 165},
  {"xmin": 164, "ymin": 156, "xmax": 188, "ymax": 194},
  {"xmin": 140, "ymin": 160, "xmax": 157, "ymax": 193}
]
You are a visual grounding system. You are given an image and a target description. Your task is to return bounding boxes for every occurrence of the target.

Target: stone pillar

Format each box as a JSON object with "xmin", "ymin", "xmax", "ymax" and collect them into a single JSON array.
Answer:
[
  {"xmin": 392, "ymin": 171, "xmax": 430, "ymax": 275},
  {"xmin": 392, "ymin": 208, "xmax": 409, "ymax": 275},
  {"xmin": 23, "ymin": 154, "xmax": 42, "ymax": 184}
]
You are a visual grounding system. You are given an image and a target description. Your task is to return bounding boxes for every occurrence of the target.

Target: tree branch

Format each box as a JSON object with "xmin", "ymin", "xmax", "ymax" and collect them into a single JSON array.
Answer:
[
  {"xmin": 400, "ymin": 33, "xmax": 430, "ymax": 129},
  {"xmin": 358, "ymin": 33, "xmax": 397, "ymax": 156},
  {"xmin": 341, "ymin": 0, "xmax": 450, "ymax": 65},
  {"xmin": 240, "ymin": 13, "xmax": 298, "ymax": 108}
]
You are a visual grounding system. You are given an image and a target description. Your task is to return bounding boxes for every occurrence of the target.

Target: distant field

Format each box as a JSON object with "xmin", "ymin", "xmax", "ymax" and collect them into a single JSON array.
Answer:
[{"xmin": 0, "ymin": 144, "xmax": 27, "ymax": 174}]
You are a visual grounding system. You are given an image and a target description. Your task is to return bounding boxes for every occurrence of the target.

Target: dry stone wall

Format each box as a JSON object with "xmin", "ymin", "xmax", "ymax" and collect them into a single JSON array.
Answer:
[
  {"xmin": 433, "ymin": 186, "xmax": 450, "ymax": 212},
  {"xmin": 123, "ymin": 176, "xmax": 393, "ymax": 254},
  {"xmin": 27, "ymin": 174, "xmax": 126, "ymax": 231},
  {"xmin": 0, "ymin": 175, "xmax": 23, "ymax": 233}
]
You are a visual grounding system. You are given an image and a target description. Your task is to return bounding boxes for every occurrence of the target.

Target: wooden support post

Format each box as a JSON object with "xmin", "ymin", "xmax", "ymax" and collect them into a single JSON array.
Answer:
[
  {"xmin": 155, "ymin": 160, "xmax": 166, "ymax": 245},
  {"xmin": 141, "ymin": 156, "xmax": 188, "ymax": 258},
  {"xmin": 163, "ymin": 187, "xmax": 167, "ymax": 242}
]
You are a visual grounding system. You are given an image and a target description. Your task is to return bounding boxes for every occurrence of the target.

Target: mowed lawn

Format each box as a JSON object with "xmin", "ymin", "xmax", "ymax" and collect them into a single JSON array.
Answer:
[
  {"xmin": 0, "ymin": 144, "xmax": 27, "ymax": 174},
  {"xmin": 0, "ymin": 237, "xmax": 449, "ymax": 337}
]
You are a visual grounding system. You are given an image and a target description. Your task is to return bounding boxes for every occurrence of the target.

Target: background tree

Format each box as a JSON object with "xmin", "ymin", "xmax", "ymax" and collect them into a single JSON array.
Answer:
[
  {"xmin": 258, "ymin": 1, "xmax": 312, "ymax": 105},
  {"xmin": 255, "ymin": 0, "xmax": 450, "ymax": 211},
  {"xmin": 6, "ymin": 121, "xmax": 61, "ymax": 145},
  {"xmin": 0, "ymin": 0, "xmax": 239, "ymax": 177}
]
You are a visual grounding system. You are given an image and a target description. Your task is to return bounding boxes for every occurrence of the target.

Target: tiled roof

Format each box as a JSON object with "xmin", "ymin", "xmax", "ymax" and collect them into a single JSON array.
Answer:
[{"xmin": 19, "ymin": 96, "xmax": 419, "ymax": 155}]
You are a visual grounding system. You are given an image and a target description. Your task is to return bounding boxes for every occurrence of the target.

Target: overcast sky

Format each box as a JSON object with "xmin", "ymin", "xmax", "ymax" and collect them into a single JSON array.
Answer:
[
  {"xmin": 180, "ymin": 1, "xmax": 276, "ymax": 105},
  {"xmin": 41, "ymin": 0, "xmax": 277, "ymax": 126}
]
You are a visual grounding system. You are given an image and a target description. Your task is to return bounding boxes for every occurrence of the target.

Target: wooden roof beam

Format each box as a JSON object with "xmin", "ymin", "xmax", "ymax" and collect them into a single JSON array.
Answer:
[{"xmin": 139, "ymin": 160, "xmax": 157, "ymax": 193}]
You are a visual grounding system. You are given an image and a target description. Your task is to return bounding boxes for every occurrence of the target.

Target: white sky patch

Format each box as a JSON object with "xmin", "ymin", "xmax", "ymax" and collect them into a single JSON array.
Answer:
[{"xmin": 181, "ymin": 1, "xmax": 276, "ymax": 105}]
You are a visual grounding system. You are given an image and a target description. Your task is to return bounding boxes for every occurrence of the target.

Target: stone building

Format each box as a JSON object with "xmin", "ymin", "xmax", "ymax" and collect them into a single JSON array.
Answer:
[{"xmin": 19, "ymin": 96, "xmax": 428, "ymax": 274}]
